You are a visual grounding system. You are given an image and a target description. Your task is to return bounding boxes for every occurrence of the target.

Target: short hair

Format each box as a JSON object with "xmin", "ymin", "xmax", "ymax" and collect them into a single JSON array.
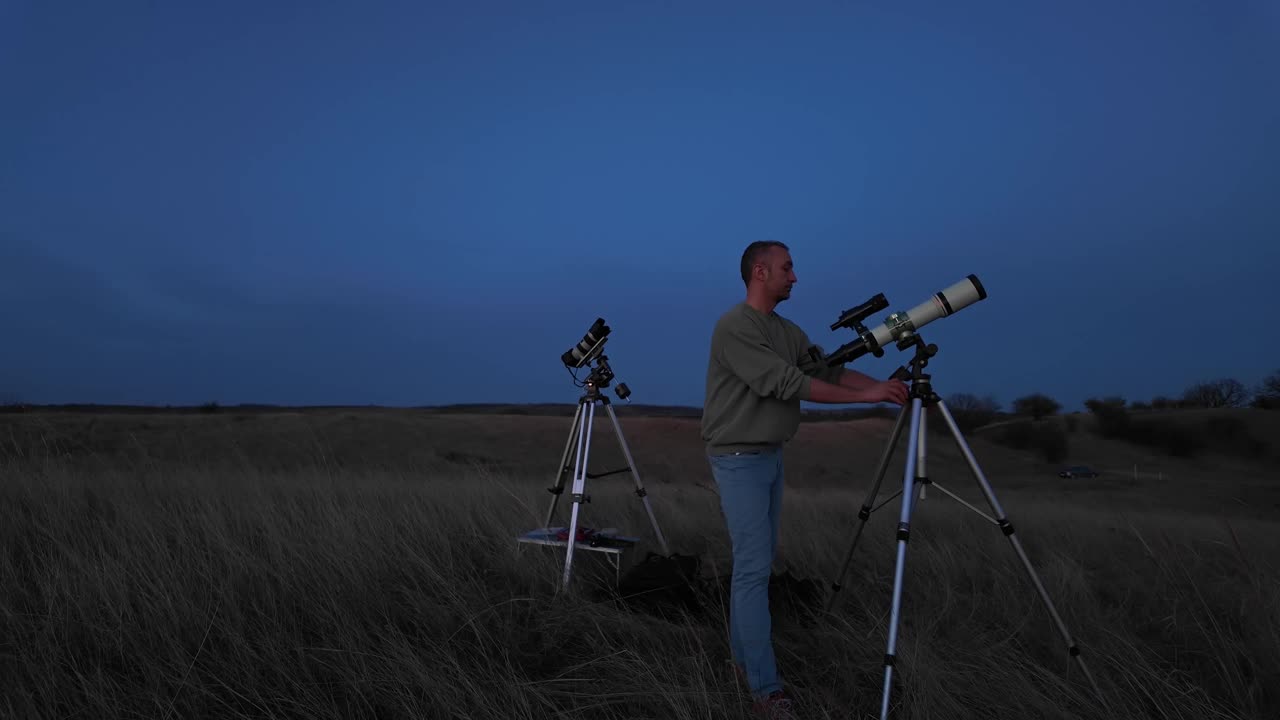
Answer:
[{"xmin": 740, "ymin": 240, "xmax": 789, "ymax": 286}]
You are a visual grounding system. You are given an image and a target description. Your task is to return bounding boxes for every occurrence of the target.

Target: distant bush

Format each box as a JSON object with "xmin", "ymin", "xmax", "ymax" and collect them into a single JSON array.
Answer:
[
  {"xmin": 1084, "ymin": 396, "xmax": 1129, "ymax": 436},
  {"xmin": 993, "ymin": 420, "xmax": 1068, "ymax": 463},
  {"xmin": 944, "ymin": 393, "xmax": 1001, "ymax": 434},
  {"xmin": 1083, "ymin": 395, "xmax": 1269, "ymax": 459},
  {"xmin": 1012, "ymin": 393, "xmax": 1060, "ymax": 420},
  {"xmin": 1201, "ymin": 416, "xmax": 1268, "ymax": 459}
]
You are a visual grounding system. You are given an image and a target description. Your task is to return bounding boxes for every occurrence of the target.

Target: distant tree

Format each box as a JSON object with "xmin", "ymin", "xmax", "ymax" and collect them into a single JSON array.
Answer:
[
  {"xmin": 1252, "ymin": 370, "xmax": 1280, "ymax": 410},
  {"xmin": 1084, "ymin": 396, "xmax": 1130, "ymax": 436},
  {"xmin": 1085, "ymin": 396, "xmax": 1127, "ymax": 413},
  {"xmin": 1131, "ymin": 401, "xmax": 1150, "ymax": 411},
  {"xmin": 1012, "ymin": 393, "xmax": 1060, "ymax": 421},
  {"xmin": 1150, "ymin": 396, "xmax": 1175, "ymax": 410},
  {"xmin": 1260, "ymin": 370, "xmax": 1280, "ymax": 397},
  {"xmin": 1182, "ymin": 378, "xmax": 1250, "ymax": 408},
  {"xmin": 945, "ymin": 393, "xmax": 1001, "ymax": 433}
]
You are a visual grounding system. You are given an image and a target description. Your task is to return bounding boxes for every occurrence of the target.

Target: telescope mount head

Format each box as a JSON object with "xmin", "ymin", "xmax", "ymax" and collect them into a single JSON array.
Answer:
[
  {"xmin": 579, "ymin": 354, "xmax": 632, "ymax": 403},
  {"xmin": 889, "ymin": 334, "xmax": 940, "ymax": 404}
]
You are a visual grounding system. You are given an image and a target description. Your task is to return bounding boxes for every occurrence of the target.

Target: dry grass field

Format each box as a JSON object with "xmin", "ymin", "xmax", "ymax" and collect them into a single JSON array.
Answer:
[{"xmin": 1, "ymin": 405, "xmax": 1277, "ymax": 719}]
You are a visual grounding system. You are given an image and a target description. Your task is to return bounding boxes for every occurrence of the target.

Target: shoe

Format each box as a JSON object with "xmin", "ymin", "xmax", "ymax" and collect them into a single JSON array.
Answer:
[{"xmin": 752, "ymin": 690, "xmax": 798, "ymax": 719}]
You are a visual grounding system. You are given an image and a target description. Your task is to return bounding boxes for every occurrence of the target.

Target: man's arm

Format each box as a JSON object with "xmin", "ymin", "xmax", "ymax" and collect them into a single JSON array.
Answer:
[
  {"xmin": 717, "ymin": 318, "xmax": 908, "ymax": 405},
  {"xmin": 793, "ymin": 344, "xmax": 906, "ymax": 405},
  {"xmin": 796, "ymin": 333, "xmax": 883, "ymax": 392},
  {"xmin": 833, "ymin": 368, "xmax": 880, "ymax": 391},
  {"xmin": 808, "ymin": 376, "xmax": 907, "ymax": 405},
  {"xmin": 717, "ymin": 319, "xmax": 816, "ymax": 401}
]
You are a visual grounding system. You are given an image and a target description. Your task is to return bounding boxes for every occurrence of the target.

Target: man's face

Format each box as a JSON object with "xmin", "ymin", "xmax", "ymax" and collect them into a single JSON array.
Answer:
[{"xmin": 757, "ymin": 246, "xmax": 797, "ymax": 302}]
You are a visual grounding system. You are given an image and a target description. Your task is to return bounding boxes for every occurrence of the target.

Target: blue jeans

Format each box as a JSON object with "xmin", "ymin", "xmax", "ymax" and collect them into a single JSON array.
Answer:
[{"xmin": 707, "ymin": 447, "xmax": 785, "ymax": 698}]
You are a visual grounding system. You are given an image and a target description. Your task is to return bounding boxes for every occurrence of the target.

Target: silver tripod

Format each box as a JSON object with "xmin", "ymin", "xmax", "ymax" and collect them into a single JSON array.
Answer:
[
  {"xmin": 543, "ymin": 358, "xmax": 670, "ymax": 590},
  {"xmin": 826, "ymin": 336, "xmax": 1106, "ymax": 719}
]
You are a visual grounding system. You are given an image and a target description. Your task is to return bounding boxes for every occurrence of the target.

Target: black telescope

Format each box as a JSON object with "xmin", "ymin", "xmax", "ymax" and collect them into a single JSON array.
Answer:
[
  {"xmin": 562, "ymin": 317, "xmax": 610, "ymax": 368},
  {"xmin": 827, "ymin": 274, "xmax": 987, "ymax": 367}
]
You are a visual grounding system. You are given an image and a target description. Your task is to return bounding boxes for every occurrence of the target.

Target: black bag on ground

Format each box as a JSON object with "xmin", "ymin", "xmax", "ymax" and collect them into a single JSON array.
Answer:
[{"xmin": 617, "ymin": 552, "xmax": 702, "ymax": 615}]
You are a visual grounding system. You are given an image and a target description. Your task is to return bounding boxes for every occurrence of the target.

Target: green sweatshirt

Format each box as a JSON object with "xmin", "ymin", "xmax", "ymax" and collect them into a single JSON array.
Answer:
[{"xmin": 701, "ymin": 302, "xmax": 846, "ymax": 455}]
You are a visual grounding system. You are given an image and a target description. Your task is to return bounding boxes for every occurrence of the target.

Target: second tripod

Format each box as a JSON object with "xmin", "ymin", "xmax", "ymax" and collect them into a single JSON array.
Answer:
[
  {"xmin": 826, "ymin": 335, "xmax": 1106, "ymax": 720},
  {"xmin": 544, "ymin": 356, "xmax": 670, "ymax": 590}
]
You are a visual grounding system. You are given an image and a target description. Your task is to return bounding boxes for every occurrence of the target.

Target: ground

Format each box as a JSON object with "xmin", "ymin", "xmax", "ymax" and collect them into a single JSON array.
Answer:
[{"xmin": 1, "ymin": 406, "xmax": 1275, "ymax": 719}]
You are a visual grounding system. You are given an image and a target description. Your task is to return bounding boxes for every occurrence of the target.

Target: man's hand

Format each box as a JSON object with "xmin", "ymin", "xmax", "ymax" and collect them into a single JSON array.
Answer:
[{"xmin": 860, "ymin": 379, "xmax": 909, "ymax": 406}]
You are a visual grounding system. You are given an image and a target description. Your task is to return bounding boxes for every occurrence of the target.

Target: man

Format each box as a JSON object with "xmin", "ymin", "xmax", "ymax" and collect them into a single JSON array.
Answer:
[{"xmin": 701, "ymin": 240, "xmax": 907, "ymax": 718}]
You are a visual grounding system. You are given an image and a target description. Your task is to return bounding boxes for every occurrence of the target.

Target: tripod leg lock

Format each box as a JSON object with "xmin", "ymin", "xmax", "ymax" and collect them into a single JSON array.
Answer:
[
  {"xmin": 883, "ymin": 653, "xmax": 896, "ymax": 667},
  {"xmin": 857, "ymin": 506, "xmax": 871, "ymax": 521},
  {"xmin": 998, "ymin": 518, "xmax": 1015, "ymax": 536},
  {"xmin": 896, "ymin": 522, "xmax": 911, "ymax": 543},
  {"xmin": 1069, "ymin": 644, "xmax": 1081, "ymax": 657},
  {"xmin": 572, "ymin": 493, "xmax": 590, "ymax": 504},
  {"xmin": 633, "ymin": 488, "xmax": 647, "ymax": 498}
]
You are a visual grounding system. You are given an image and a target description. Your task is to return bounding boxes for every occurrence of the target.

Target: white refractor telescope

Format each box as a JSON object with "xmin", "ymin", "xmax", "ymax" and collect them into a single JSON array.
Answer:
[{"xmin": 826, "ymin": 274, "xmax": 988, "ymax": 366}]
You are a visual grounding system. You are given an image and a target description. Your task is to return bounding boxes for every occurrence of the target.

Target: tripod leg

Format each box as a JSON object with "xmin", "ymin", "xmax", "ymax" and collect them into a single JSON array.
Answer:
[
  {"xmin": 933, "ymin": 400, "xmax": 1107, "ymax": 708},
  {"xmin": 603, "ymin": 401, "xmax": 670, "ymax": 555},
  {"xmin": 916, "ymin": 403, "xmax": 928, "ymax": 501},
  {"xmin": 544, "ymin": 402, "xmax": 585, "ymax": 529},
  {"xmin": 561, "ymin": 400, "xmax": 596, "ymax": 590},
  {"xmin": 880, "ymin": 398, "xmax": 925, "ymax": 720},
  {"xmin": 827, "ymin": 402, "xmax": 910, "ymax": 612}
]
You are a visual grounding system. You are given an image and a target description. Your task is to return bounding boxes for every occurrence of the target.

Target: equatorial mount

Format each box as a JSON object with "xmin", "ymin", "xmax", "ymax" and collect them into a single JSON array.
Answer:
[{"xmin": 574, "ymin": 354, "xmax": 632, "ymax": 403}]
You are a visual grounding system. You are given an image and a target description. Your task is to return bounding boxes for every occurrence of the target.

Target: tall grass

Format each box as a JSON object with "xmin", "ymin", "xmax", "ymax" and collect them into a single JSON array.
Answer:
[{"xmin": 2, "ymin": 451, "xmax": 1276, "ymax": 719}]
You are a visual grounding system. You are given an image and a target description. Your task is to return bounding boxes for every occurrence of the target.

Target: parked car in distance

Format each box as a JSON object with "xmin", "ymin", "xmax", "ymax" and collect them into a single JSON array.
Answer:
[{"xmin": 1059, "ymin": 465, "xmax": 1100, "ymax": 478}]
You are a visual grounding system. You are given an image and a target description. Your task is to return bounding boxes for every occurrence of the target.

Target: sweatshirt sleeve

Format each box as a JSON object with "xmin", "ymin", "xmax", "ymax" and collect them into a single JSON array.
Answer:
[
  {"xmin": 716, "ymin": 315, "xmax": 813, "ymax": 401},
  {"xmin": 795, "ymin": 332, "xmax": 847, "ymax": 385}
]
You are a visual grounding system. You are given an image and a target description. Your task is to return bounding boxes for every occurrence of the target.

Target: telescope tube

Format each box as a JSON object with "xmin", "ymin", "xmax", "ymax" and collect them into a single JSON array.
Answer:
[{"xmin": 827, "ymin": 275, "xmax": 987, "ymax": 366}]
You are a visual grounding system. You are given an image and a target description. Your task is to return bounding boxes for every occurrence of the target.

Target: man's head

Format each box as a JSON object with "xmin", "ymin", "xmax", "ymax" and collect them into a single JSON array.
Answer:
[{"xmin": 740, "ymin": 240, "xmax": 796, "ymax": 305}]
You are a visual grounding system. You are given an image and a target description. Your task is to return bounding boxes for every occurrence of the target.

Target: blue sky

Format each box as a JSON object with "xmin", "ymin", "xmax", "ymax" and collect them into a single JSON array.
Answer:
[{"xmin": 2, "ymin": 1, "xmax": 1278, "ymax": 411}]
